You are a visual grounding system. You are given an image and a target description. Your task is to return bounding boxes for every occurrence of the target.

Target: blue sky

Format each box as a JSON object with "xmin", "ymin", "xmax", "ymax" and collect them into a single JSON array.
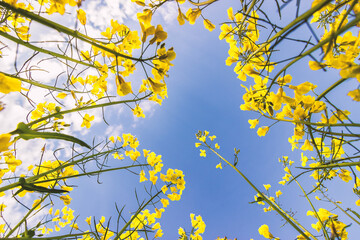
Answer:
[
  {"xmin": 66, "ymin": 1, "xmax": 358, "ymax": 239},
  {"xmin": 2, "ymin": 0, "xmax": 360, "ymax": 239},
  {"xmin": 63, "ymin": 1, "xmax": 360, "ymax": 239}
]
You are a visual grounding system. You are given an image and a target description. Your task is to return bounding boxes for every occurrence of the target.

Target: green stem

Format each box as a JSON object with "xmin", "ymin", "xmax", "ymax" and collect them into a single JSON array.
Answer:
[
  {"xmin": 0, "ymin": 147, "xmax": 121, "ymax": 193},
  {"xmin": 300, "ymin": 161, "xmax": 360, "ymax": 170},
  {"xmin": 206, "ymin": 144, "xmax": 312, "ymax": 240},
  {"xmin": 33, "ymin": 164, "xmax": 149, "ymax": 184},
  {"xmin": 0, "ymin": 30, "xmax": 95, "ymax": 68},
  {"xmin": 310, "ymin": 126, "xmax": 360, "ymax": 138},
  {"xmin": 1, "ymin": 71, "xmax": 88, "ymax": 93},
  {"xmin": 7, "ymin": 232, "xmax": 96, "ymax": 239},
  {"xmin": 27, "ymin": 93, "xmax": 152, "ymax": 128},
  {"xmin": 247, "ymin": 0, "xmax": 332, "ymax": 63},
  {"xmin": 268, "ymin": 14, "xmax": 360, "ymax": 93},
  {"xmin": 188, "ymin": 0, "xmax": 217, "ymax": 6},
  {"xmin": 315, "ymin": 78, "xmax": 349, "ymax": 102},
  {"xmin": 292, "ymin": 173, "xmax": 330, "ymax": 239},
  {"xmin": 321, "ymin": 190, "xmax": 360, "ymax": 226},
  {"xmin": 5, "ymin": 193, "xmax": 49, "ymax": 238},
  {"xmin": 261, "ymin": 113, "xmax": 360, "ymax": 128},
  {"xmin": 113, "ymin": 188, "xmax": 164, "ymax": 240}
]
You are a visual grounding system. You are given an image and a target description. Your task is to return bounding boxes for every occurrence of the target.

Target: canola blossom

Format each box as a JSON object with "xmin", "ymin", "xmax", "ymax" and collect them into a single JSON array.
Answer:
[{"xmin": 0, "ymin": 0, "xmax": 359, "ymax": 239}]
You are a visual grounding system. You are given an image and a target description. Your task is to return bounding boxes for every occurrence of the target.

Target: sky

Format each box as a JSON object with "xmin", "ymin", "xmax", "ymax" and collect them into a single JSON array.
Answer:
[{"xmin": 1, "ymin": 0, "xmax": 360, "ymax": 239}]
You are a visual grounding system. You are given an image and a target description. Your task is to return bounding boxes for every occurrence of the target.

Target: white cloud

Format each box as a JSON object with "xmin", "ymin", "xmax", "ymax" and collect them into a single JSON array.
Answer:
[
  {"xmin": 85, "ymin": 0, "xmax": 140, "ymax": 29},
  {"xmin": 156, "ymin": 3, "xmax": 178, "ymax": 23},
  {"xmin": 105, "ymin": 124, "xmax": 124, "ymax": 137}
]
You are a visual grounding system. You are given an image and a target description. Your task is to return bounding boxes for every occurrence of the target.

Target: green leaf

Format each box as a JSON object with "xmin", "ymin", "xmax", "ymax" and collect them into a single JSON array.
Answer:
[{"xmin": 11, "ymin": 122, "xmax": 91, "ymax": 149}]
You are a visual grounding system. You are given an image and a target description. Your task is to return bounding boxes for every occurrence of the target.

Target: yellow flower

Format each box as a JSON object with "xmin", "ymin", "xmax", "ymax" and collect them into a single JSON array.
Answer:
[
  {"xmin": 133, "ymin": 104, "xmax": 145, "ymax": 118},
  {"xmin": 300, "ymin": 139, "xmax": 313, "ymax": 151},
  {"xmin": 85, "ymin": 216, "xmax": 92, "ymax": 225},
  {"xmin": 215, "ymin": 143, "xmax": 220, "ymax": 149},
  {"xmin": 161, "ymin": 185, "xmax": 168, "ymax": 194},
  {"xmin": 131, "ymin": 0, "xmax": 145, "ymax": 6},
  {"xmin": 263, "ymin": 184, "xmax": 271, "ymax": 191},
  {"xmin": 77, "ymin": 9, "xmax": 86, "ymax": 25},
  {"xmin": 116, "ymin": 75, "xmax": 133, "ymax": 96},
  {"xmin": 0, "ymin": 133, "xmax": 12, "ymax": 152},
  {"xmin": 57, "ymin": 92, "xmax": 67, "ymax": 99},
  {"xmin": 200, "ymin": 149, "xmax": 206, "ymax": 157},
  {"xmin": 81, "ymin": 114, "xmax": 94, "ymax": 128},
  {"xmin": 348, "ymin": 89, "xmax": 360, "ymax": 101},
  {"xmin": 0, "ymin": 73, "xmax": 22, "ymax": 94},
  {"xmin": 161, "ymin": 198, "xmax": 169, "ymax": 208},
  {"xmin": 203, "ymin": 19, "xmax": 215, "ymax": 32},
  {"xmin": 216, "ymin": 162, "xmax": 222, "ymax": 169},
  {"xmin": 300, "ymin": 152, "xmax": 308, "ymax": 167},
  {"xmin": 186, "ymin": 8, "xmax": 201, "ymax": 25},
  {"xmin": 227, "ymin": 7, "xmax": 234, "ymax": 20},
  {"xmin": 60, "ymin": 195, "xmax": 72, "ymax": 205},
  {"xmin": 338, "ymin": 169, "xmax": 352, "ymax": 182},
  {"xmin": 248, "ymin": 119, "xmax": 259, "ymax": 129},
  {"xmin": 209, "ymin": 135, "xmax": 216, "ymax": 141},
  {"xmin": 258, "ymin": 224, "xmax": 274, "ymax": 239},
  {"xmin": 178, "ymin": 227, "xmax": 186, "ymax": 237},
  {"xmin": 177, "ymin": 9, "xmax": 186, "ymax": 25},
  {"xmin": 149, "ymin": 25, "xmax": 167, "ymax": 44},
  {"xmin": 137, "ymin": 9, "xmax": 152, "ymax": 29},
  {"xmin": 0, "ymin": 204, "xmax": 6, "ymax": 212},
  {"xmin": 32, "ymin": 199, "xmax": 41, "ymax": 210},
  {"xmin": 139, "ymin": 170, "xmax": 148, "ymax": 182},
  {"xmin": 257, "ymin": 126, "xmax": 269, "ymax": 137},
  {"xmin": 275, "ymin": 190, "xmax": 282, "ymax": 198},
  {"xmin": 309, "ymin": 60, "xmax": 326, "ymax": 70}
]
